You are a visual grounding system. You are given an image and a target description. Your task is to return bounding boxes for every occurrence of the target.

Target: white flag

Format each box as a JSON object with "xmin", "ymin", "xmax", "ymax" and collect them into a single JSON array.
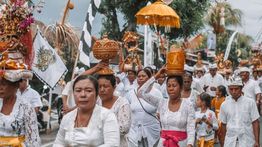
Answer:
[
  {"xmin": 224, "ymin": 31, "xmax": 238, "ymax": 61},
  {"xmin": 33, "ymin": 29, "xmax": 67, "ymax": 89}
]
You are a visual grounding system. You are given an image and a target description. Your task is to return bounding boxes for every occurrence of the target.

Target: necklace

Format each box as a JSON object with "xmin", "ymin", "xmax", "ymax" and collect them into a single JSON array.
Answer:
[{"xmin": 75, "ymin": 109, "xmax": 92, "ymax": 128}]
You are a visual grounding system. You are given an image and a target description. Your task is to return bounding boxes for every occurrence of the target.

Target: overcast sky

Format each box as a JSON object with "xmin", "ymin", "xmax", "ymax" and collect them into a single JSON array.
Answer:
[{"xmin": 34, "ymin": 0, "xmax": 262, "ymax": 43}]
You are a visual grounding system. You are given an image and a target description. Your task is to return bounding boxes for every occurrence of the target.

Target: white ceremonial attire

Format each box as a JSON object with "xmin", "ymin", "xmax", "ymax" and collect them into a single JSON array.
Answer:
[
  {"xmin": 97, "ymin": 97, "xmax": 131, "ymax": 147},
  {"xmin": 201, "ymin": 73, "xmax": 225, "ymax": 97},
  {"xmin": 192, "ymin": 78, "xmax": 204, "ymax": 93},
  {"xmin": 138, "ymin": 77, "xmax": 196, "ymax": 146},
  {"xmin": 119, "ymin": 72, "xmax": 138, "ymax": 94},
  {"xmin": 17, "ymin": 86, "xmax": 42, "ymax": 109},
  {"xmin": 195, "ymin": 109, "xmax": 218, "ymax": 141},
  {"xmin": 242, "ymin": 79, "xmax": 261, "ymax": 101},
  {"xmin": 0, "ymin": 98, "xmax": 41, "ymax": 146},
  {"xmin": 114, "ymin": 82, "xmax": 125, "ymax": 97},
  {"xmin": 188, "ymin": 89, "xmax": 200, "ymax": 110},
  {"xmin": 219, "ymin": 96, "xmax": 260, "ymax": 147},
  {"xmin": 53, "ymin": 105, "xmax": 120, "ymax": 147},
  {"xmin": 61, "ymin": 80, "xmax": 76, "ymax": 108},
  {"xmin": 126, "ymin": 88, "xmax": 161, "ymax": 147},
  {"xmin": 159, "ymin": 83, "xmax": 168, "ymax": 99}
]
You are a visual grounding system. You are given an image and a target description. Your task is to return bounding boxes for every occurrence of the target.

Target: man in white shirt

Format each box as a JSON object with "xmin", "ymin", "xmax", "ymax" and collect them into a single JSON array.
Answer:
[
  {"xmin": 239, "ymin": 67, "xmax": 261, "ymax": 105},
  {"xmin": 17, "ymin": 79, "xmax": 42, "ymax": 113},
  {"xmin": 219, "ymin": 79, "xmax": 260, "ymax": 147},
  {"xmin": 201, "ymin": 63, "xmax": 225, "ymax": 97}
]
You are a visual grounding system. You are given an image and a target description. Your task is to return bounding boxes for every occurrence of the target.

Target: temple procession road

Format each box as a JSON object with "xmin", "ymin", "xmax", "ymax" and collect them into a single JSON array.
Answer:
[{"xmin": 40, "ymin": 115, "xmax": 262, "ymax": 147}]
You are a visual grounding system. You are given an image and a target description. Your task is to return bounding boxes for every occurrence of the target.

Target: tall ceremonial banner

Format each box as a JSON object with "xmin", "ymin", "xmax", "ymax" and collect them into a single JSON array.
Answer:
[
  {"xmin": 78, "ymin": 0, "xmax": 101, "ymax": 67},
  {"xmin": 224, "ymin": 31, "xmax": 238, "ymax": 61},
  {"xmin": 32, "ymin": 29, "xmax": 68, "ymax": 89}
]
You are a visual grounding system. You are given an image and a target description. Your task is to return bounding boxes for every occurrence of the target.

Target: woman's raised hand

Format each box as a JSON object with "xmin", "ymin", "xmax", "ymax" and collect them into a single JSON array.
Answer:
[{"xmin": 154, "ymin": 64, "xmax": 166, "ymax": 79}]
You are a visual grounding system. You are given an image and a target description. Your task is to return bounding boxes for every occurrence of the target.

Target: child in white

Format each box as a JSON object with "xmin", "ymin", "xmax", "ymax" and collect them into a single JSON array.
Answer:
[{"xmin": 195, "ymin": 92, "xmax": 218, "ymax": 147}]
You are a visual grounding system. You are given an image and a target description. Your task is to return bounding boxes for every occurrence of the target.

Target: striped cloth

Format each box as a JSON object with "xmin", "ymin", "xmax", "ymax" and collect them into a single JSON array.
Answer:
[{"xmin": 78, "ymin": 0, "xmax": 101, "ymax": 67}]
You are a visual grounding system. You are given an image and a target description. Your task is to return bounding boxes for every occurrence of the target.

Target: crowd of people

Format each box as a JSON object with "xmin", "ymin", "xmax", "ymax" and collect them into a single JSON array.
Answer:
[
  {"xmin": 0, "ymin": 60, "xmax": 261, "ymax": 147},
  {"xmin": 54, "ymin": 61, "xmax": 262, "ymax": 147}
]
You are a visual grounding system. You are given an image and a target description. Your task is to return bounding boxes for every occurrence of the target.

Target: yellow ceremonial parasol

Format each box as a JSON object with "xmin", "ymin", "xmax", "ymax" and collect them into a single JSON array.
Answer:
[{"xmin": 135, "ymin": 0, "xmax": 180, "ymax": 28}]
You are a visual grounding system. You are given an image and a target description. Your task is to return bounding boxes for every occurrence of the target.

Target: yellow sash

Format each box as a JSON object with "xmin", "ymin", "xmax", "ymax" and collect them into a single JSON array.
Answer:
[
  {"xmin": 197, "ymin": 137, "xmax": 214, "ymax": 147},
  {"xmin": 0, "ymin": 136, "xmax": 25, "ymax": 147}
]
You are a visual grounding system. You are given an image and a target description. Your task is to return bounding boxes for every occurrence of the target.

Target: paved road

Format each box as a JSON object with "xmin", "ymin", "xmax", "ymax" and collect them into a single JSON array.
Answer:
[{"xmin": 40, "ymin": 117, "xmax": 262, "ymax": 147}]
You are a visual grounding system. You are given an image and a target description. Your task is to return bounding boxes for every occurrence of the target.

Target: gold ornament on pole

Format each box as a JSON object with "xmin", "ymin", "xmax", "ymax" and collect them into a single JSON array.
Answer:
[{"xmin": 92, "ymin": 35, "xmax": 119, "ymax": 75}]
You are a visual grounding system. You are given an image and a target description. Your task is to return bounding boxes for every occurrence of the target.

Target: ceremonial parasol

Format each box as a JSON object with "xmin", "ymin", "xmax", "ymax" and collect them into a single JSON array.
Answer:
[{"xmin": 135, "ymin": 0, "xmax": 180, "ymax": 28}]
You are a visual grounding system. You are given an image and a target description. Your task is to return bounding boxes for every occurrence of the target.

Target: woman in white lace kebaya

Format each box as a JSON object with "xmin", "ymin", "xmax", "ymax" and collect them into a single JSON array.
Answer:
[
  {"xmin": 126, "ymin": 68, "xmax": 162, "ymax": 147},
  {"xmin": 181, "ymin": 72, "xmax": 200, "ymax": 110},
  {"xmin": 97, "ymin": 74, "xmax": 131, "ymax": 147},
  {"xmin": 0, "ymin": 76, "xmax": 41, "ymax": 146},
  {"xmin": 54, "ymin": 75, "xmax": 120, "ymax": 147},
  {"xmin": 138, "ymin": 68, "xmax": 195, "ymax": 147}
]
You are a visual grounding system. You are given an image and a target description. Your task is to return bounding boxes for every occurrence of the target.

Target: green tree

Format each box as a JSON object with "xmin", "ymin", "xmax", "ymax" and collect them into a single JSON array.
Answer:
[
  {"xmin": 98, "ymin": 0, "xmax": 210, "ymax": 41},
  {"xmin": 165, "ymin": 0, "xmax": 210, "ymax": 40}
]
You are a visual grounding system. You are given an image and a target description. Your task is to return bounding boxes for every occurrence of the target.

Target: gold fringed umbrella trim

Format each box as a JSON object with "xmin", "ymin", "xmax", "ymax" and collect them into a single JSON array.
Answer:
[{"xmin": 135, "ymin": 1, "xmax": 180, "ymax": 28}]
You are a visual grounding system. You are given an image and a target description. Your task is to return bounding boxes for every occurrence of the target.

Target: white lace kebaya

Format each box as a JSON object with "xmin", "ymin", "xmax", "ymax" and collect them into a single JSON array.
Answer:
[
  {"xmin": 97, "ymin": 96, "xmax": 131, "ymax": 147},
  {"xmin": 138, "ymin": 77, "xmax": 196, "ymax": 147},
  {"xmin": 0, "ymin": 98, "xmax": 41, "ymax": 146}
]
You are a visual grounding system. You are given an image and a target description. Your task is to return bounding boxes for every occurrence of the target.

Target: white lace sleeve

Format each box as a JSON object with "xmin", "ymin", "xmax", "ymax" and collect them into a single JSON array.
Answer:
[
  {"xmin": 138, "ymin": 77, "xmax": 161, "ymax": 107},
  {"xmin": 23, "ymin": 103, "xmax": 41, "ymax": 146},
  {"xmin": 117, "ymin": 103, "xmax": 131, "ymax": 135},
  {"xmin": 186, "ymin": 100, "xmax": 196, "ymax": 146}
]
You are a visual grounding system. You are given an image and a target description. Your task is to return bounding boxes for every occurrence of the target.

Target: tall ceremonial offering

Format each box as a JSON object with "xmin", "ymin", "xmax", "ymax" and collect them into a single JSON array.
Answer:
[
  {"xmin": 92, "ymin": 35, "xmax": 119, "ymax": 75},
  {"xmin": 166, "ymin": 45, "xmax": 185, "ymax": 76},
  {"xmin": 0, "ymin": 0, "xmax": 41, "ymax": 82},
  {"xmin": 121, "ymin": 31, "xmax": 142, "ymax": 72}
]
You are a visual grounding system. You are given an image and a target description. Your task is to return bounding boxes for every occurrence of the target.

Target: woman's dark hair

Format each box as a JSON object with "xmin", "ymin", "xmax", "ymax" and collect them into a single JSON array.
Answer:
[
  {"xmin": 73, "ymin": 75, "xmax": 99, "ymax": 96},
  {"xmin": 167, "ymin": 75, "xmax": 183, "ymax": 88},
  {"xmin": 137, "ymin": 68, "xmax": 152, "ymax": 78},
  {"xmin": 183, "ymin": 72, "xmax": 193, "ymax": 80},
  {"xmin": 217, "ymin": 85, "xmax": 227, "ymax": 97},
  {"xmin": 97, "ymin": 74, "xmax": 116, "ymax": 87},
  {"xmin": 127, "ymin": 70, "xmax": 137, "ymax": 75},
  {"xmin": 144, "ymin": 66, "xmax": 154, "ymax": 75},
  {"xmin": 199, "ymin": 92, "xmax": 211, "ymax": 108}
]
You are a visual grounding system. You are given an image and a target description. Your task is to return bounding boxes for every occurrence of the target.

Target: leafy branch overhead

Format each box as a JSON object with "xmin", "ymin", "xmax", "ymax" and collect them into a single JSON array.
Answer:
[{"xmin": 98, "ymin": 0, "xmax": 210, "ymax": 41}]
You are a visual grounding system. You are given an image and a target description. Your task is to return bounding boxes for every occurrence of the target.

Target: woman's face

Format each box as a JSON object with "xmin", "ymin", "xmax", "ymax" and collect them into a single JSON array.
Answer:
[
  {"xmin": 127, "ymin": 71, "xmax": 136, "ymax": 83},
  {"xmin": 137, "ymin": 71, "xmax": 149, "ymax": 86},
  {"xmin": 215, "ymin": 88, "xmax": 222, "ymax": 97},
  {"xmin": 196, "ymin": 70, "xmax": 203, "ymax": 78},
  {"xmin": 196, "ymin": 96, "xmax": 202, "ymax": 107},
  {"xmin": 157, "ymin": 73, "xmax": 166, "ymax": 85},
  {"xmin": 98, "ymin": 78, "xmax": 115, "ymax": 101},
  {"xmin": 74, "ymin": 79, "xmax": 97, "ymax": 111},
  {"xmin": 166, "ymin": 78, "xmax": 182, "ymax": 99},
  {"xmin": 183, "ymin": 76, "xmax": 192, "ymax": 90},
  {"xmin": 0, "ymin": 78, "xmax": 18, "ymax": 99}
]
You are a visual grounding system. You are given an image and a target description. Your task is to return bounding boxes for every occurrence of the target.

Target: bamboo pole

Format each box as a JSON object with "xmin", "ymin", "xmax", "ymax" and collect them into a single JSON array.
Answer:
[
  {"xmin": 71, "ymin": 51, "xmax": 80, "ymax": 80},
  {"xmin": 61, "ymin": 0, "xmax": 72, "ymax": 25}
]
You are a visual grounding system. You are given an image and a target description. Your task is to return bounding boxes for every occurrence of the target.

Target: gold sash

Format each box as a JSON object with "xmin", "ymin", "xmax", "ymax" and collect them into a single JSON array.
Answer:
[
  {"xmin": 197, "ymin": 137, "xmax": 214, "ymax": 147},
  {"xmin": 0, "ymin": 136, "xmax": 25, "ymax": 147}
]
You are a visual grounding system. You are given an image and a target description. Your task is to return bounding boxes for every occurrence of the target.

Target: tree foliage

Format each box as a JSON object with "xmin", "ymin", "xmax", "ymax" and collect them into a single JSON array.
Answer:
[
  {"xmin": 165, "ymin": 0, "xmax": 210, "ymax": 40},
  {"xmin": 98, "ymin": 0, "xmax": 210, "ymax": 41},
  {"xmin": 206, "ymin": 2, "xmax": 242, "ymax": 35}
]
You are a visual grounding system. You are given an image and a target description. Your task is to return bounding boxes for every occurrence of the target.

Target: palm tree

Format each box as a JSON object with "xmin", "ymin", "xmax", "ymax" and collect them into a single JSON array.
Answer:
[{"xmin": 206, "ymin": 2, "xmax": 243, "ymax": 35}]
